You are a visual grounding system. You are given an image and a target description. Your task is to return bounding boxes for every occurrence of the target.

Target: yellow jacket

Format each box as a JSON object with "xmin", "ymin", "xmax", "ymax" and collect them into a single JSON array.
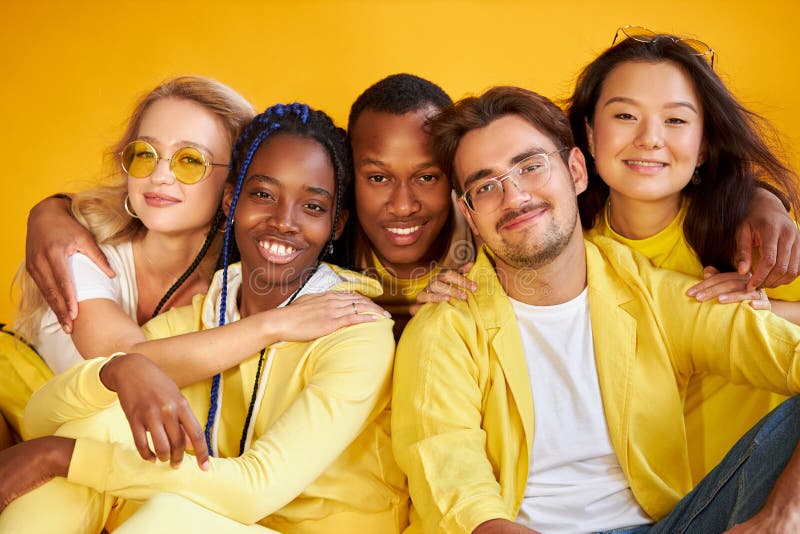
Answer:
[
  {"xmin": 392, "ymin": 238, "xmax": 800, "ymax": 533},
  {"xmin": 25, "ymin": 263, "xmax": 408, "ymax": 533},
  {"xmin": 588, "ymin": 202, "xmax": 799, "ymax": 482}
]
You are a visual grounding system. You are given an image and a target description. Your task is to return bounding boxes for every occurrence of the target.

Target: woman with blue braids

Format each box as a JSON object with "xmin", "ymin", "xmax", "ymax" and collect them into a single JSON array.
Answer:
[{"xmin": 0, "ymin": 104, "xmax": 406, "ymax": 533}]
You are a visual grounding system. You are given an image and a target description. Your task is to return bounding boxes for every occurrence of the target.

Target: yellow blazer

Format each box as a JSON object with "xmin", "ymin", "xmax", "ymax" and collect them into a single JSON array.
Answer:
[{"xmin": 392, "ymin": 237, "xmax": 800, "ymax": 533}]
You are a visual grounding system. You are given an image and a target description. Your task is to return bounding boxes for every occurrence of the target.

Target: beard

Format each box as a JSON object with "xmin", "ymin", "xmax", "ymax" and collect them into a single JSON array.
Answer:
[{"xmin": 493, "ymin": 200, "xmax": 578, "ymax": 270}]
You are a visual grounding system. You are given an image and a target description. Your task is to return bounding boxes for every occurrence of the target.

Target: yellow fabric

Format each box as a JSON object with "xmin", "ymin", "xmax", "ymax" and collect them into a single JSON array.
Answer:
[
  {"xmin": 114, "ymin": 493, "xmax": 279, "ymax": 533},
  {"xmin": 21, "ymin": 265, "xmax": 408, "ymax": 533},
  {"xmin": 588, "ymin": 203, "xmax": 800, "ymax": 482},
  {"xmin": 392, "ymin": 239, "xmax": 800, "ymax": 533},
  {"xmin": 0, "ymin": 327, "xmax": 53, "ymax": 438}
]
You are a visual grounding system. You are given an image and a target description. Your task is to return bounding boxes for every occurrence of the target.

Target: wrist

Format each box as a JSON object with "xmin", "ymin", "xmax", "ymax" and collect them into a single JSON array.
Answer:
[
  {"xmin": 258, "ymin": 308, "xmax": 283, "ymax": 345},
  {"xmin": 99, "ymin": 352, "xmax": 138, "ymax": 392},
  {"xmin": 43, "ymin": 435, "xmax": 75, "ymax": 478}
]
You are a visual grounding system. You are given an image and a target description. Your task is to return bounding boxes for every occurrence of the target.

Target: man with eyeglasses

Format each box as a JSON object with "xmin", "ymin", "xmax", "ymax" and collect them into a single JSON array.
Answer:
[{"xmin": 392, "ymin": 86, "xmax": 800, "ymax": 533}]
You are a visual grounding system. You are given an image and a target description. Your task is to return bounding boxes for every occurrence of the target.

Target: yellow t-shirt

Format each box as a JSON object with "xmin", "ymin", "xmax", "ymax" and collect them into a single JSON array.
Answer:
[{"xmin": 587, "ymin": 201, "xmax": 798, "ymax": 484}]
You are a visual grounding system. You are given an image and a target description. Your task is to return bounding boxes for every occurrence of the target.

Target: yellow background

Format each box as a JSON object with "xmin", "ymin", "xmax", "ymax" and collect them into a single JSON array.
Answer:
[{"xmin": 2, "ymin": 0, "xmax": 798, "ymax": 322}]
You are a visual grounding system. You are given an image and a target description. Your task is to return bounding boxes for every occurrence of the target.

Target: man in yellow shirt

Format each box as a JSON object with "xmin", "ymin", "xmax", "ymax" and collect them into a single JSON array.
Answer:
[{"xmin": 392, "ymin": 86, "xmax": 800, "ymax": 533}]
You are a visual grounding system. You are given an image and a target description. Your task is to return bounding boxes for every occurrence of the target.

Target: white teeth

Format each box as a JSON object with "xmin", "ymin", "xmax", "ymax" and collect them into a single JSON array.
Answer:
[
  {"xmin": 259, "ymin": 241, "xmax": 295, "ymax": 256},
  {"xmin": 626, "ymin": 160, "xmax": 665, "ymax": 167},
  {"xmin": 386, "ymin": 226, "xmax": 420, "ymax": 235}
]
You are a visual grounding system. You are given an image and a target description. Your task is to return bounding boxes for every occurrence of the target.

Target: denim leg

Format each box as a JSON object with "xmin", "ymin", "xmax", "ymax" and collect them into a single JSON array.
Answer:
[{"xmin": 645, "ymin": 396, "xmax": 800, "ymax": 534}]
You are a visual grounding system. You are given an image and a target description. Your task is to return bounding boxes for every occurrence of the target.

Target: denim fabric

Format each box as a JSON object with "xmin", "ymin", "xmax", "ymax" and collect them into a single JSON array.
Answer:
[{"xmin": 597, "ymin": 396, "xmax": 800, "ymax": 534}]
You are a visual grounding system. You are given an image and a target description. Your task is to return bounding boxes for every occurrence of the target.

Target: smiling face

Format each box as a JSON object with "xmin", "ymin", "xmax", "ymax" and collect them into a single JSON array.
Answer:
[
  {"xmin": 227, "ymin": 134, "xmax": 338, "ymax": 307},
  {"xmin": 126, "ymin": 97, "xmax": 230, "ymax": 236},
  {"xmin": 454, "ymin": 114, "xmax": 586, "ymax": 271},
  {"xmin": 586, "ymin": 60, "xmax": 705, "ymax": 208},
  {"xmin": 350, "ymin": 108, "xmax": 452, "ymax": 278}
]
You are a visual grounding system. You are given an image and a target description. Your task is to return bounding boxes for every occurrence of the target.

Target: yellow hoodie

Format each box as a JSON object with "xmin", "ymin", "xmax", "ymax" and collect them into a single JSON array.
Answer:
[{"xmin": 24, "ymin": 262, "xmax": 408, "ymax": 533}]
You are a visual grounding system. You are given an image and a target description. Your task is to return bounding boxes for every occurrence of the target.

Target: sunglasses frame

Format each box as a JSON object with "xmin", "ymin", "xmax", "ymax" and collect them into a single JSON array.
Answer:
[
  {"xmin": 120, "ymin": 139, "xmax": 229, "ymax": 184},
  {"xmin": 612, "ymin": 25, "xmax": 715, "ymax": 69}
]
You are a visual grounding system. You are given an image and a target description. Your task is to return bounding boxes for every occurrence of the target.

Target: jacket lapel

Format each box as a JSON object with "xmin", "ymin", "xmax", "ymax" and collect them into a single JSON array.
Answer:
[{"xmin": 585, "ymin": 242, "xmax": 636, "ymax": 474}]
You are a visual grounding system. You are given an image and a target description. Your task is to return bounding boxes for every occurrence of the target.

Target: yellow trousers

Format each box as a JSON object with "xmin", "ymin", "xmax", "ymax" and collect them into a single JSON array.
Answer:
[
  {"xmin": 0, "ymin": 329, "xmax": 53, "ymax": 439},
  {"xmin": 0, "ymin": 404, "xmax": 279, "ymax": 533}
]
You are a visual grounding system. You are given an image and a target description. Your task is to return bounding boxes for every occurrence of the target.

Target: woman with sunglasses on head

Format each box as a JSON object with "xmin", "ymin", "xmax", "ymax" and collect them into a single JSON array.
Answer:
[
  {"xmin": 565, "ymin": 27, "xmax": 800, "ymax": 485},
  {"xmin": 0, "ymin": 103, "xmax": 404, "ymax": 533},
  {"xmin": 5, "ymin": 78, "xmax": 382, "ymax": 442}
]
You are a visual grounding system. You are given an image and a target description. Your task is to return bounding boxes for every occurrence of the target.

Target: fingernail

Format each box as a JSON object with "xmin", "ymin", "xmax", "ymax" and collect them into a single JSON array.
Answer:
[
  {"xmin": 686, "ymin": 288, "xmax": 697, "ymax": 296},
  {"xmin": 695, "ymin": 292, "xmax": 706, "ymax": 300},
  {"xmin": 718, "ymin": 295, "xmax": 729, "ymax": 303},
  {"xmin": 201, "ymin": 460, "xmax": 210, "ymax": 471},
  {"xmin": 383, "ymin": 311, "xmax": 391, "ymax": 318}
]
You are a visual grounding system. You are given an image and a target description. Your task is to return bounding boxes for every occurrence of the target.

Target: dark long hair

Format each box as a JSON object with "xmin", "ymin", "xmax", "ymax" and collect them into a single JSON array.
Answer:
[{"xmin": 567, "ymin": 34, "xmax": 799, "ymax": 270}]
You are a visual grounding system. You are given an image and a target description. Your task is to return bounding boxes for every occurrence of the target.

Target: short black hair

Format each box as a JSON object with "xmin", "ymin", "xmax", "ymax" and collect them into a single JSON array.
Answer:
[{"xmin": 347, "ymin": 73, "xmax": 452, "ymax": 132}]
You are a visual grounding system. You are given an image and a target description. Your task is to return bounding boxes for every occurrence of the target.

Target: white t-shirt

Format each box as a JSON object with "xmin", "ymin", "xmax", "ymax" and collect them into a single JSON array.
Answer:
[
  {"xmin": 36, "ymin": 242, "xmax": 138, "ymax": 374},
  {"xmin": 511, "ymin": 289, "xmax": 651, "ymax": 533}
]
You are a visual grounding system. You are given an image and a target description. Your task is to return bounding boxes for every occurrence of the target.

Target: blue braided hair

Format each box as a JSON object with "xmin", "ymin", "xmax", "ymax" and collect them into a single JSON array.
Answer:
[{"xmin": 204, "ymin": 102, "xmax": 352, "ymax": 453}]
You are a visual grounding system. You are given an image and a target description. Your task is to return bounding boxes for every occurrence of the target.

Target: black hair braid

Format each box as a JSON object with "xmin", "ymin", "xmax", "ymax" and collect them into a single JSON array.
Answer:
[{"xmin": 151, "ymin": 208, "xmax": 225, "ymax": 318}]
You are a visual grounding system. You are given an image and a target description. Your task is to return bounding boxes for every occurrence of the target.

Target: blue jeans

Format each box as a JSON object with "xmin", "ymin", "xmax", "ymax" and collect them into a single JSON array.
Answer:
[{"xmin": 599, "ymin": 395, "xmax": 800, "ymax": 534}]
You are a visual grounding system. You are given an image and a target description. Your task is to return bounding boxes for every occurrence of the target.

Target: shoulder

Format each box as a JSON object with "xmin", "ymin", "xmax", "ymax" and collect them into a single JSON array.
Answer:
[{"xmin": 141, "ymin": 293, "xmax": 206, "ymax": 340}]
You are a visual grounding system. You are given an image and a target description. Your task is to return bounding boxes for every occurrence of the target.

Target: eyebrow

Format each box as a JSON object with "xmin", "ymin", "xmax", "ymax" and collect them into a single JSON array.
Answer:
[
  {"xmin": 246, "ymin": 174, "xmax": 333, "ymax": 200},
  {"xmin": 357, "ymin": 157, "xmax": 439, "ymax": 173},
  {"xmin": 138, "ymin": 136, "xmax": 217, "ymax": 158},
  {"xmin": 462, "ymin": 147, "xmax": 549, "ymax": 190},
  {"xmin": 603, "ymin": 96, "xmax": 698, "ymax": 114}
]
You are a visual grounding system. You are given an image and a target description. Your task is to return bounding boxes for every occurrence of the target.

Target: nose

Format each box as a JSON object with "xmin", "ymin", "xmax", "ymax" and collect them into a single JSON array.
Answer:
[
  {"xmin": 500, "ymin": 175, "xmax": 532, "ymax": 208},
  {"xmin": 149, "ymin": 157, "xmax": 177, "ymax": 185},
  {"xmin": 387, "ymin": 181, "xmax": 421, "ymax": 217},
  {"xmin": 271, "ymin": 199, "xmax": 300, "ymax": 234},
  {"xmin": 634, "ymin": 117, "xmax": 664, "ymax": 150}
]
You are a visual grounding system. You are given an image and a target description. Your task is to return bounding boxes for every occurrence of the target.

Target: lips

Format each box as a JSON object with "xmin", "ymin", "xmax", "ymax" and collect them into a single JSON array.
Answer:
[
  {"xmin": 257, "ymin": 237, "xmax": 303, "ymax": 265},
  {"xmin": 382, "ymin": 221, "xmax": 426, "ymax": 246},
  {"xmin": 497, "ymin": 203, "xmax": 549, "ymax": 231},
  {"xmin": 143, "ymin": 192, "xmax": 181, "ymax": 206},
  {"xmin": 623, "ymin": 159, "xmax": 668, "ymax": 172}
]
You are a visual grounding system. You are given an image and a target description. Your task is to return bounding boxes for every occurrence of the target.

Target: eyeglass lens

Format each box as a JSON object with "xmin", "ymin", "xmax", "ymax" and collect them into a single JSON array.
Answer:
[{"xmin": 121, "ymin": 140, "xmax": 208, "ymax": 184}]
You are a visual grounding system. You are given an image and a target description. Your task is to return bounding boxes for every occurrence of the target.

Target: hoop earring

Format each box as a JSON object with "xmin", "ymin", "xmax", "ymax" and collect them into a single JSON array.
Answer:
[
  {"xmin": 124, "ymin": 195, "xmax": 140, "ymax": 219},
  {"xmin": 691, "ymin": 167, "xmax": 702, "ymax": 185}
]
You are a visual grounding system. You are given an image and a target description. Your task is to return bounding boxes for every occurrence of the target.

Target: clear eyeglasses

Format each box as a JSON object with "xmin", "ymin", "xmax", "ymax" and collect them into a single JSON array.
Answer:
[{"xmin": 460, "ymin": 148, "xmax": 570, "ymax": 213}]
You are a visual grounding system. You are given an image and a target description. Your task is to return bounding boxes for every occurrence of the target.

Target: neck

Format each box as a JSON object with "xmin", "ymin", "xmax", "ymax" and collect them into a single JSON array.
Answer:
[
  {"xmin": 606, "ymin": 193, "xmax": 682, "ymax": 240},
  {"xmin": 495, "ymin": 225, "xmax": 587, "ymax": 305},
  {"xmin": 136, "ymin": 229, "xmax": 207, "ymax": 283}
]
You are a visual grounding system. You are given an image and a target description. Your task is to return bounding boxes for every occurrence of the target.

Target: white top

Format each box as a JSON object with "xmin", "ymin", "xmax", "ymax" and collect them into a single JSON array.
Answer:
[
  {"xmin": 36, "ymin": 242, "xmax": 138, "ymax": 374},
  {"xmin": 511, "ymin": 289, "xmax": 650, "ymax": 533}
]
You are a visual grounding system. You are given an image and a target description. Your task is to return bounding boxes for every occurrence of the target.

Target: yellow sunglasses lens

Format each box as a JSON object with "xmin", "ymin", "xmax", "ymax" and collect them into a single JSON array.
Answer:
[
  {"xmin": 170, "ymin": 146, "xmax": 208, "ymax": 184},
  {"xmin": 121, "ymin": 141, "xmax": 209, "ymax": 183},
  {"xmin": 121, "ymin": 141, "xmax": 158, "ymax": 178}
]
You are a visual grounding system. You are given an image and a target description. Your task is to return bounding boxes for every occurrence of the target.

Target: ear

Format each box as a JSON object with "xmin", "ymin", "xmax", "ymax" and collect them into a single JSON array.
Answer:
[
  {"xmin": 567, "ymin": 147, "xmax": 589, "ymax": 196},
  {"xmin": 333, "ymin": 208, "xmax": 349, "ymax": 240},
  {"xmin": 457, "ymin": 198, "xmax": 480, "ymax": 237},
  {"xmin": 222, "ymin": 183, "xmax": 235, "ymax": 218},
  {"xmin": 584, "ymin": 118, "xmax": 596, "ymax": 159}
]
